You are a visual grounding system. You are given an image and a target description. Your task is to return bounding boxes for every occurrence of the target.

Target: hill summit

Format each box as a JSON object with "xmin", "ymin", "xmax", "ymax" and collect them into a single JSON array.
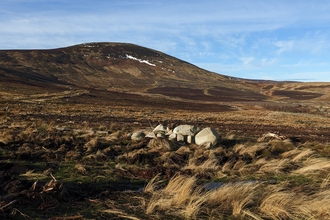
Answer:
[{"xmin": 0, "ymin": 42, "xmax": 329, "ymax": 104}]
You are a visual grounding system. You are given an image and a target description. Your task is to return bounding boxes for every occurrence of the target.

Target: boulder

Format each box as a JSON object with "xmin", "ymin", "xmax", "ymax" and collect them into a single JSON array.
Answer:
[
  {"xmin": 168, "ymin": 133, "xmax": 177, "ymax": 141},
  {"xmin": 131, "ymin": 131, "xmax": 145, "ymax": 141},
  {"xmin": 173, "ymin": 125, "xmax": 200, "ymax": 136},
  {"xmin": 187, "ymin": 135, "xmax": 194, "ymax": 144},
  {"xmin": 195, "ymin": 127, "xmax": 220, "ymax": 147},
  {"xmin": 145, "ymin": 131, "xmax": 156, "ymax": 138},
  {"xmin": 176, "ymin": 133, "xmax": 185, "ymax": 142},
  {"xmin": 153, "ymin": 124, "xmax": 167, "ymax": 134}
]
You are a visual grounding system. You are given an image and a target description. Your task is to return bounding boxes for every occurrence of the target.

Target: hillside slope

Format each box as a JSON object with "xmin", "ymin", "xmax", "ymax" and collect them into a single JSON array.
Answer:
[{"xmin": 0, "ymin": 42, "xmax": 330, "ymax": 104}]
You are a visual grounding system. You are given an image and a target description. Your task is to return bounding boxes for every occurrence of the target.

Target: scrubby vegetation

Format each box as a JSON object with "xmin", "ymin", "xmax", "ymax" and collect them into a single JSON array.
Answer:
[{"xmin": 1, "ymin": 112, "xmax": 330, "ymax": 219}]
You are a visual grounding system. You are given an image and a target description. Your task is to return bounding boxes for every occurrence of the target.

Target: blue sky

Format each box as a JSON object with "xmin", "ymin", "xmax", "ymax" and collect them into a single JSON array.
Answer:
[{"xmin": 1, "ymin": 0, "xmax": 330, "ymax": 82}]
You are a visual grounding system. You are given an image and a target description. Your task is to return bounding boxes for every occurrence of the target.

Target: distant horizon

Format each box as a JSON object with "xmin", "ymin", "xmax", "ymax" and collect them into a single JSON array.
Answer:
[{"xmin": 1, "ymin": 0, "xmax": 330, "ymax": 82}]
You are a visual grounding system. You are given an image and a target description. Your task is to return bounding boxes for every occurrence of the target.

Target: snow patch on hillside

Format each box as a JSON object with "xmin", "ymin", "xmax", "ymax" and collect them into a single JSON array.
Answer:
[
  {"xmin": 82, "ymin": 43, "xmax": 99, "ymax": 48},
  {"xmin": 125, "ymin": 54, "xmax": 156, "ymax": 66}
]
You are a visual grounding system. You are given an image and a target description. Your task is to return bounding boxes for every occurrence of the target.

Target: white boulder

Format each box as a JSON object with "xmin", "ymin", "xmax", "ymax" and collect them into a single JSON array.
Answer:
[
  {"xmin": 173, "ymin": 125, "xmax": 200, "ymax": 136},
  {"xmin": 153, "ymin": 124, "xmax": 167, "ymax": 134},
  {"xmin": 145, "ymin": 131, "xmax": 156, "ymax": 138},
  {"xmin": 131, "ymin": 131, "xmax": 145, "ymax": 141},
  {"xmin": 187, "ymin": 135, "xmax": 194, "ymax": 144},
  {"xmin": 195, "ymin": 127, "xmax": 220, "ymax": 147},
  {"xmin": 168, "ymin": 133, "xmax": 177, "ymax": 141},
  {"xmin": 176, "ymin": 133, "xmax": 185, "ymax": 142}
]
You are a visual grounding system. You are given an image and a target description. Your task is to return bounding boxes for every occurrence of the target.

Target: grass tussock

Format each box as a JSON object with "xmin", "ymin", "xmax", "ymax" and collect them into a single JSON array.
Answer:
[
  {"xmin": 2, "ymin": 107, "xmax": 330, "ymax": 220},
  {"xmin": 0, "ymin": 130, "xmax": 14, "ymax": 145},
  {"xmin": 146, "ymin": 174, "xmax": 206, "ymax": 219},
  {"xmin": 294, "ymin": 157, "xmax": 330, "ymax": 175},
  {"xmin": 257, "ymin": 159, "xmax": 291, "ymax": 175},
  {"xmin": 234, "ymin": 143, "xmax": 268, "ymax": 158},
  {"xmin": 145, "ymin": 174, "xmax": 330, "ymax": 219},
  {"xmin": 183, "ymin": 157, "xmax": 220, "ymax": 178},
  {"xmin": 206, "ymin": 182, "xmax": 260, "ymax": 217},
  {"xmin": 259, "ymin": 190, "xmax": 303, "ymax": 219},
  {"xmin": 147, "ymin": 137, "xmax": 175, "ymax": 151}
]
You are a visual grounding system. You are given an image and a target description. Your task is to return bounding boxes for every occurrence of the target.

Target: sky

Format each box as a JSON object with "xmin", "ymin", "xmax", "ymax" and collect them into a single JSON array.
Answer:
[{"xmin": 1, "ymin": 0, "xmax": 330, "ymax": 82}]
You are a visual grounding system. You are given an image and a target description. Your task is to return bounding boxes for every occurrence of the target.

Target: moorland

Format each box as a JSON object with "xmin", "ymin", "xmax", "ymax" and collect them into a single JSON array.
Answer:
[{"xmin": 1, "ymin": 42, "xmax": 330, "ymax": 219}]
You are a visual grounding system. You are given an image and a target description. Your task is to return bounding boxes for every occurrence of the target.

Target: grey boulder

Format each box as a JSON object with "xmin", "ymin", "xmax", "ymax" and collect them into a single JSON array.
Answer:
[
  {"xmin": 195, "ymin": 127, "xmax": 220, "ymax": 147},
  {"xmin": 173, "ymin": 125, "xmax": 200, "ymax": 136},
  {"xmin": 131, "ymin": 131, "xmax": 146, "ymax": 141}
]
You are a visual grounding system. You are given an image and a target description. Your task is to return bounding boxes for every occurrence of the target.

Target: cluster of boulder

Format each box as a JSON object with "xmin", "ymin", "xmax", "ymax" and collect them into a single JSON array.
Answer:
[{"xmin": 131, "ymin": 124, "xmax": 220, "ymax": 148}]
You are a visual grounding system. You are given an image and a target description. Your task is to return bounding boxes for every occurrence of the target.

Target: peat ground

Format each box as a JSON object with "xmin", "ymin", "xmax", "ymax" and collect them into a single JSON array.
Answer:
[{"xmin": 1, "ymin": 89, "xmax": 330, "ymax": 219}]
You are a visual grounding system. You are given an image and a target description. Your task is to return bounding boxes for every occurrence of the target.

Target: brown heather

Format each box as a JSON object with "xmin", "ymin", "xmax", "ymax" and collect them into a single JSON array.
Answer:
[{"xmin": 1, "ymin": 42, "xmax": 330, "ymax": 219}]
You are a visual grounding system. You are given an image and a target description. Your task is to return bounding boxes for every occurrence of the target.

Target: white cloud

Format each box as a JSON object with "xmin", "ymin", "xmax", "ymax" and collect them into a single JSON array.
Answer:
[
  {"xmin": 1, "ymin": 0, "xmax": 330, "ymax": 81},
  {"xmin": 240, "ymin": 57, "xmax": 254, "ymax": 65},
  {"xmin": 261, "ymin": 58, "xmax": 277, "ymax": 67},
  {"xmin": 272, "ymin": 32, "xmax": 330, "ymax": 56},
  {"xmin": 275, "ymin": 40, "xmax": 294, "ymax": 54}
]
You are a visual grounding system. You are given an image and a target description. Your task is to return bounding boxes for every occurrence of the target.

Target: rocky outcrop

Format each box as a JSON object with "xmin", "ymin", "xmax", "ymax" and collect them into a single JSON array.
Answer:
[{"xmin": 131, "ymin": 124, "xmax": 220, "ymax": 148}]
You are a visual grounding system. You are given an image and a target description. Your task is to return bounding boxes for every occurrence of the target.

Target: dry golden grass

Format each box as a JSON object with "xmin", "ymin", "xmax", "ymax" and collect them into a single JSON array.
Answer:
[
  {"xmin": 320, "ymin": 174, "xmax": 330, "ymax": 191},
  {"xmin": 302, "ymin": 190, "xmax": 330, "ymax": 218},
  {"xmin": 83, "ymin": 137, "xmax": 99, "ymax": 153},
  {"xmin": 163, "ymin": 174, "xmax": 196, "ymax": 206},
  {"xmin": 179, "ymin": 188, "xmax": 210, "ymax": 219},
  {"xmin": 234, "ymin": 143, "xmax": 268, "ymax": 158},
  {"xmin": 145, "ymin": 174, "xmax": 330, "ymax": 219},
  {"xmin": 146, "ymin": 174, "xmax": 201, "ymax": 216},
  {"xmin": 0, "ymin": 130, "xmax": 14, "ymax": 145},
  {"xmin": 175, "ymin": 145, "xmax": 192, "ymax": 155},
  {"xmin": 280, "ymin": 148, "xmax": 315, "ymax": 163},
  {"xmin": 147, "ymin": 138, "xmax": 174, "ymax": 151},
  {"xmin": 221, "ymin": 158, "xmax": 237, "ymax": 174},
  {"xmin": 75, "ymin": 163, "xmax": 87, "ymax": 175},
  {"xmin": 259, "ymin": 181, "xmax": 330, "ymax": 219},
  {"xmin": 259, "ymin": 190, "xmax": 303, "ymax": 219},
  {"xmin": 2, "ymin": 92, "xmax": 330, "ymax": 219},
  {"xmin": 183, "ymin": 157, "xmax": 220, "ymax": 177},
  {"xmin": 159, "ymin": 151, "xmax": 185, "ymax": 168},
  {"xmin": 146, "ymin": 175, "xmax": 254, "ymax": 218},
  {"xmin": 207, "ymin": 182, "xmax": 260, "ymax": 217},
  {"xmin": 143, "ymin": 174, "xmax": 163, "ymax": 193},
  {"xmin": 294, "ymin": 157, "xmax": 330, "ymax": 175},
  {"xmin": 291, "ymin": 148, "xmax": 315, "ymax": 162},
  {"xmin": 257, "ymin": 159, "xmax": 291, "ymax": 175}
]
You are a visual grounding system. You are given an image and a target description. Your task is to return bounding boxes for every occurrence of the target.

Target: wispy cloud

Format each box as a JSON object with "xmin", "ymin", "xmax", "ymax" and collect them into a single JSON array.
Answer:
[
  {"xmin": 1, "ymin": 0, "xmax": 330, "ymax": 81},
  {"xmin": 240, "ymin": 57, "xmax": 254, "ymax": 65},
  {"xmin": 275, "ymin": 40, "xmax": 294, "ymax": 54}
]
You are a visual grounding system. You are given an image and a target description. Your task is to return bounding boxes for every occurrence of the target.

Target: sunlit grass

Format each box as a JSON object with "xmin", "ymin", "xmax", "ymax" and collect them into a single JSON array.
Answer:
[{"xmin": 2, "ymin": 101, "xmax": 330, "ymax": 219}]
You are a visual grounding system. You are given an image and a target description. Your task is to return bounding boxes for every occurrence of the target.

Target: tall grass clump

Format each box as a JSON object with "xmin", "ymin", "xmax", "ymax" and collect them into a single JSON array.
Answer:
[
  {"xmin": 206, "ymin": 182, "xmax": 261, "ymax": 217},
  {"xmin": 144, "ymin": 173, "xmax": 330, "ymax": 219},
  {"xmin": 145, "ymin": 174, "xmax": 207, "ymax": 218},
  {"xmin": 145, "ymin": 174, "xmax": 262, "ymax": 219}
]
